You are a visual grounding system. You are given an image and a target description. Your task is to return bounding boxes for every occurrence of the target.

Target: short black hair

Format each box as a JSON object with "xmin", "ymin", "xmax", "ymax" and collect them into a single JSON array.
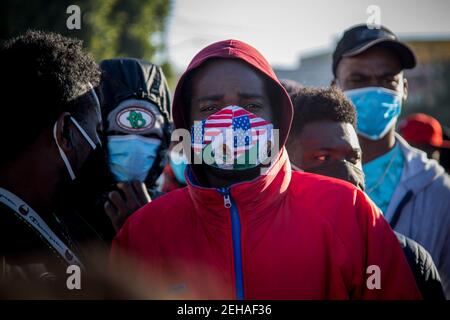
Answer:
[
  {"xmin": 0, "ymin": 30, "xmax": 100, "ymax": 163},
  {"xmin": 287, "ymin": 86, "xmax": 356, "ymax": 141}
]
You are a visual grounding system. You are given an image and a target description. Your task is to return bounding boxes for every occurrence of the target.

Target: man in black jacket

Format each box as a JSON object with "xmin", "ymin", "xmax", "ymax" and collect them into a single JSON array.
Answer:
[
  {"xmin": 0, "ymin": 31, "xmax": 105, "ymax": 292},
  {"xmin": 75, "ymin": 58, "xmax": 173, "ymax": 239}
]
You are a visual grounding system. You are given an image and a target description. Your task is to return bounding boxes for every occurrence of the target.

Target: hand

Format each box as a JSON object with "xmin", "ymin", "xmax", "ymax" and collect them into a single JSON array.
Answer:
[{"xmin": 104, "ymin": 181, "xmax": 151, "ymax": 232}]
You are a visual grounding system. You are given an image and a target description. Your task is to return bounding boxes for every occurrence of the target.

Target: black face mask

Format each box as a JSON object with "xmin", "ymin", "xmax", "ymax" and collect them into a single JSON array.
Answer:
[
  {"xmin": 73, "ymin": 146, "xmax": 111, "ymax": 201},
  {"xmin": 305, "ymin": 160, "xmax": 366, "ymax": 191},
  {"xmin": 52, "ymin": 145, "xmax": 115, "ymax": 250},
  {"xmin": 55, "ymin": 144, "xmax": 111, "ymax": 212}
]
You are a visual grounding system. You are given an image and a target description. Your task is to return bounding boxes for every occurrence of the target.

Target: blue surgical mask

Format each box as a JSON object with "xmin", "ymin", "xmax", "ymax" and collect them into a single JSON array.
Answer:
[
  {"xmin": 107, "ymin": 135, "xmax": 161, "ymax": 182},
  {"xmin": 344, "ymin": 86, "xmax": 403, "ymax": 140},
  {"xmin": 169, "ymin": 150, "xmax": 187, "ymax": 185}
]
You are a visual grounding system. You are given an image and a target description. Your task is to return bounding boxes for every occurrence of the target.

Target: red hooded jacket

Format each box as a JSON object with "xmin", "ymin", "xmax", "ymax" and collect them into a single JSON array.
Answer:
[{"xmin": 112, "ymin": 40, "xmax": 421, "ymax": 299}]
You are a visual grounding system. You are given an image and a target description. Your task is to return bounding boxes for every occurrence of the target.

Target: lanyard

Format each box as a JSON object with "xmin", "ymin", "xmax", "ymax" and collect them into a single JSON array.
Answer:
[{"xmin": 0, "ymin": 187, "xmax": 84, "ymax": 269}]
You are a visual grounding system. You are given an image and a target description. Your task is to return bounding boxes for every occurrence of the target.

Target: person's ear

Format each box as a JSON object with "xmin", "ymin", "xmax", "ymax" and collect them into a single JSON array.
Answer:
[
  {"xmin": 54, "ymin": 112, "xmax": 73, "ymax": 153},
  {"xmin": 402, "ymin": 78, "xmax": 408, "ymax": 102}
]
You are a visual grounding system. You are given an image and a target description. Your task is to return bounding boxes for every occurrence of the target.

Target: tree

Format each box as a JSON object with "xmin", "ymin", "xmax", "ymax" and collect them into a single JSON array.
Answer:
[{"xmin": 0, "ymin": 0, "xmax": 173, "ymax": 80}]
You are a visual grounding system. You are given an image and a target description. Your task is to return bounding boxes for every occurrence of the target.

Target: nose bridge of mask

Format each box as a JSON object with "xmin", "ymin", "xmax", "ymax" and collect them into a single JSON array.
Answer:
[
  {"xmin": 70, "ymin": 117, "xmax": 98, "ymax": 149},
  {"xmin": 345, "ymin": 86, "xmax": 403, "ymax": 104},
  {"xmin": 108, "ymin": 134, "xmax": 161, "ymax": 151},
  {"xmin": 340, "ymin": 160, "xmax": 366, "ymax": 190},
  {"xmin": 343, "ymin": 159, "xmax": 366, "ymax": 190},
  {"xmin": 53, "ymin": 116, "xmax": 97, "ymax": 181},
  {"xmin": 343, "ymin": 86, "xmax": 403, "ymax": 97},
  {"xmin": 342, "ymin": 159, "xmax": 364, "ymax": 175}
]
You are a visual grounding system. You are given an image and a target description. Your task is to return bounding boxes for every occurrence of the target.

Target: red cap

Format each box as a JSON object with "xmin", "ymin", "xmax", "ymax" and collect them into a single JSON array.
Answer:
[{"xmin": 399, "ymin": 113, "xmax": 450, "ymax": 148}]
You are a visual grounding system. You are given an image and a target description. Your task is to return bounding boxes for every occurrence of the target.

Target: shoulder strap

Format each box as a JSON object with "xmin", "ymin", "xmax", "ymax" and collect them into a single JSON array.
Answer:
[
  {"xmin": 0, "ymin": 187, "xmax": 84, "ymax": 269},
  {"xmin": 390, "ymin": 190, "xmax": 414, "ymax": 229}
]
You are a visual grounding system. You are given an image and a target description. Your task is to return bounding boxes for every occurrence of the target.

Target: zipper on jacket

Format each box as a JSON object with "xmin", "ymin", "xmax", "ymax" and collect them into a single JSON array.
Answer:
[
  {"xmin": 219, "ymin": 187, "xmax": 244, "ymax": 300},
  {"xmin": 223, "ymin": 192, "xmax": 232, "ymax": 208}
]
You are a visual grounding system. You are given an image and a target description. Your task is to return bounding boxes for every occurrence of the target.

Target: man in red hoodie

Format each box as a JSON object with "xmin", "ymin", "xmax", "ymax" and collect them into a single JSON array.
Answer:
[{"xmin": 112, "ymin": 39, "xmax": 421, "ymax": 299}]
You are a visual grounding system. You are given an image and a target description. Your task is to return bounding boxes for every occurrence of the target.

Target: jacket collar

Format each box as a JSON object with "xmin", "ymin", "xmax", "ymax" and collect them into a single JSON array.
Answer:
[
  {"xmin": 384, "ymin": 134, "xmax": 445, "ymax": 219},
  {"xmin": 185, "ymin": 148, "xmax": 292, "ymax": 224},
  {"xmin": 396, "ymin": 133, "xmax": 444, "ymax": 193}
]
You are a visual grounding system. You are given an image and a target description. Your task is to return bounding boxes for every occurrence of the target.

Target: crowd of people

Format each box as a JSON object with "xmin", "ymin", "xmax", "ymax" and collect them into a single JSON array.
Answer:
[{"xmin": 0, "ymin": 24, "xmax": 449, "ymax": 300}]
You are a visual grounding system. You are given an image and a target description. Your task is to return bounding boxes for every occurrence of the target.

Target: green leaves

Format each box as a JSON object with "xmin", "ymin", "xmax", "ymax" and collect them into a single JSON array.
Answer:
[{"xmin": 1, "ymin": 0, "xmax": 172, "ymax": 80}]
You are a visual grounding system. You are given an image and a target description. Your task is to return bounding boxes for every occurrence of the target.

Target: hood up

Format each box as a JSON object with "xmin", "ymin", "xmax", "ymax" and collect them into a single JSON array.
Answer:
[
  {"xmin": 171, "ymin": 39, "xmax": 293, "ymax": 147},
  {"xmin": 99, "ymin": 58, "xmax": 171, "ymax": 121},
  {"xmin": 99, "ymin": 58, "xmax": 172, "ymax": 186}
]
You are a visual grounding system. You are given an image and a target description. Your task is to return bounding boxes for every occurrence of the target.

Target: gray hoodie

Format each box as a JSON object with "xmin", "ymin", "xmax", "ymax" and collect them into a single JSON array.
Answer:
[{"xmin": 385, "ymin": 134, "xmax": 450, "ymax": 298}]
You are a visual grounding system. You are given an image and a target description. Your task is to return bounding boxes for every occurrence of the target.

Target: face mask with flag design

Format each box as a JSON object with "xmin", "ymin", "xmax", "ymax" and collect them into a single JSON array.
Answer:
[{"xmin": 191, "ymin": 105, "xmax": 274, "ymax": 170}]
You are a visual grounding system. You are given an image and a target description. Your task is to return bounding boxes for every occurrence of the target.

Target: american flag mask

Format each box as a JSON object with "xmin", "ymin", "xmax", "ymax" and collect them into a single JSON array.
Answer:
[{"xmin": 191, "ymin": 105, "xmax": 274, "ymax": 170}]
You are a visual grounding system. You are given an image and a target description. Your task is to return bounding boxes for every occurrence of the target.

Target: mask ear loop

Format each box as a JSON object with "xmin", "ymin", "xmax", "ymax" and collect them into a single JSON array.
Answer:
[
  {"xmin": 87, "ymin": 82, "xmax": 103, "ymax": 134},
  {"xmin": 53, "ymin": 121, "xmax": 76, "ymax": 181},
  {"xmin": 53, "ymin": 117, "xmax": 98, "ymax": 181},
  {"xmin": 70, "ymin": 117, "xmax": 97, "ymax": 150}
]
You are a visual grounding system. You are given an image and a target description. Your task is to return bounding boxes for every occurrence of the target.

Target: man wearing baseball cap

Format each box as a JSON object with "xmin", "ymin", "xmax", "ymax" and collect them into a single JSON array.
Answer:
[
  {"xmin": 399, "ymin": 113, "xmax": 450, "ymax": 161},
  {"xmin": 333, "ymin": 24, "xmax": 450, "ymax": 298}
]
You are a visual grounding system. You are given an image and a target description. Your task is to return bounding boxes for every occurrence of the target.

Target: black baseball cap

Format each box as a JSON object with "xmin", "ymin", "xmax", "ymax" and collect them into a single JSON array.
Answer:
[{"xmin": 332, "ymin": 24, "xmax": 416, "ymax": 76}]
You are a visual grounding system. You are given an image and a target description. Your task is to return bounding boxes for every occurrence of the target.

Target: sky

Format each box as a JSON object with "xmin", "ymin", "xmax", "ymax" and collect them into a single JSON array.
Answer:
[{"xmin": 166, "ymin": 0, "xmax": 450, "ymax": 71}]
